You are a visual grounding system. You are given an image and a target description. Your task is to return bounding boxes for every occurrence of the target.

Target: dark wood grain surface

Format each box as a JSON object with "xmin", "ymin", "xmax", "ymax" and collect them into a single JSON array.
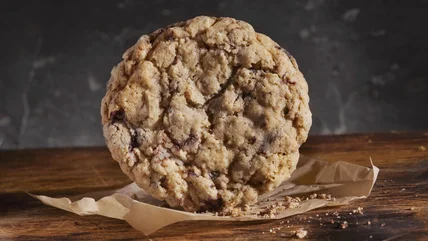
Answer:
[{"xmin": 1, "ymin": 133, "xmax": 427, "ymax": 240}]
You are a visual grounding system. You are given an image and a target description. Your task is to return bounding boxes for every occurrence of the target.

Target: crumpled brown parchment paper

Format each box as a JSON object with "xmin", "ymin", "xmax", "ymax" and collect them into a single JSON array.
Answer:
[{"xmin": 30, "ymin": 155, "xmax": 379, "ymax": 235}]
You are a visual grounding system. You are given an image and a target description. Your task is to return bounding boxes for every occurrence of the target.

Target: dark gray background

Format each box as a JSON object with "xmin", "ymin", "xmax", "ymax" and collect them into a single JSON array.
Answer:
[{"xmin": 1, "ymin": 0, "xmax": 427, "ymax": 149}]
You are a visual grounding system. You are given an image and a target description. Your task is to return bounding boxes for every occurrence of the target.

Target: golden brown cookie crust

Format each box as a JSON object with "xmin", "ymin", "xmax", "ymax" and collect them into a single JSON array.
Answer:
[{"xmin": 101, "ymin": 16, "xmax": 312, "ymax": 212}]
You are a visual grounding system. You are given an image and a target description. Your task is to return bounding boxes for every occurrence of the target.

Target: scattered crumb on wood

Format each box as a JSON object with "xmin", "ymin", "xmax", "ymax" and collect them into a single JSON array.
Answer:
[
  {"xmin": 295, "ymin": 229, "xmax": 308, "ymax": 239},
  {"xmin": 341, "ymin": 221, "xmax": 348, "ymax": 229},
  {"xmin": 418, "ymin": 145, "xmax": 426, "ymax": 151},
  {"xmin": 381, "ymin": 223, "xmax": 386, "ymax": 227},
  {"xmin": 352, "ymin": 207, "xmax": 364, "ymax": 214}
]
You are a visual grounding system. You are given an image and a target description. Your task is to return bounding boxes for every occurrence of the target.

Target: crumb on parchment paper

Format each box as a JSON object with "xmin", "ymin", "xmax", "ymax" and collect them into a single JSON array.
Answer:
[
  {"xmin": 220, "ymin": 207, "xmax": 247, "ymax": 217},
  {"xmin": 244, "ymin": 193, "xmax": 339, "ymax": 219},
  {"xmin": 259, "ymin": 203, "xmax": 287, "ymax": 218}
]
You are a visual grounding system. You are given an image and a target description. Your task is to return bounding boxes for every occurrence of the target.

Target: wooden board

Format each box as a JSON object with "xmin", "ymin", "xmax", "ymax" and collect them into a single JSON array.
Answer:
[{"xmin": 1, "ymin": 132, "xmax": 427, "ymax": 240}]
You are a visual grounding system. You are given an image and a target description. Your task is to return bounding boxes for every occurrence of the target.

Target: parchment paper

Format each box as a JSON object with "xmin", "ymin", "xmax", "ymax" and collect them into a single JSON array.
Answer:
[{"xmin": 30, "ymin": 155, "xmax": 379, "ymax": 235}]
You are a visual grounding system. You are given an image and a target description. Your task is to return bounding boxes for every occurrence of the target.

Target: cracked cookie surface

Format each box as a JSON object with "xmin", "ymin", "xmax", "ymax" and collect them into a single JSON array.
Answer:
[{"xmin": 101, "ymin": 16, "xmax": 312, "ymax": 212}]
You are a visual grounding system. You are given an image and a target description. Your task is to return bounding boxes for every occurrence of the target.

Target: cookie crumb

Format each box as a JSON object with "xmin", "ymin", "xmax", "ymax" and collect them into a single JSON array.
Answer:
[
  {"xmin": 352, "ymin": 207, "xmax": 364, "ymax": 214},
  {"xmin": 220, "ymin": 207, "xmax": 248, "ymax": 217},
  {"xmin": 381, "ymin": 223, "xmax": 386, "ymax": 227},
  {"xmin": 259, "ymin": 204, "xmax": 286, "ymax": 218},
  {"xmin": 341, "ymin": 221, "xmax": 348, "ymax": 229},
  {"xmin": 418, "ymin": 145, "xmax": 426, "ymax": 151},
  {"xmin": 367, "ymin": 221, "xmax": 371, "ymax": 225},
  {"xmin": 283, "ymin": 196, "xmax": 301, "ymax": 209},
  {"xmin": 370, "ymin": 235, "xmax": 373, "ymax": 239},
  {"xmin": 295, "ymin": 229, "xmax": 308, "ymax": 239}
]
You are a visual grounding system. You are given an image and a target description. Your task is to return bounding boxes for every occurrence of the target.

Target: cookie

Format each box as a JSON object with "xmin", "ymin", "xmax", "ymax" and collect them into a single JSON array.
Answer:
[{"xmin": 101, "ymin": 16, "xmax": 312, "ymax": 212}]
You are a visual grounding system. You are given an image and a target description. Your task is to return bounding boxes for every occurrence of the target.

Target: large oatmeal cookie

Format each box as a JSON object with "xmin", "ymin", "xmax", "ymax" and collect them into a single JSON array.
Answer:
[{"xmin": 101, "ymin": 16, "xmax": 312, "ymax": 212}]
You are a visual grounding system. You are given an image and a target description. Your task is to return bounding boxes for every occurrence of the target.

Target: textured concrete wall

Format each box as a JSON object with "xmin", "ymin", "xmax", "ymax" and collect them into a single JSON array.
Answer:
[{"xmin": 1, "ymin": 0, "xmax": 427, "ymax": 149}]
